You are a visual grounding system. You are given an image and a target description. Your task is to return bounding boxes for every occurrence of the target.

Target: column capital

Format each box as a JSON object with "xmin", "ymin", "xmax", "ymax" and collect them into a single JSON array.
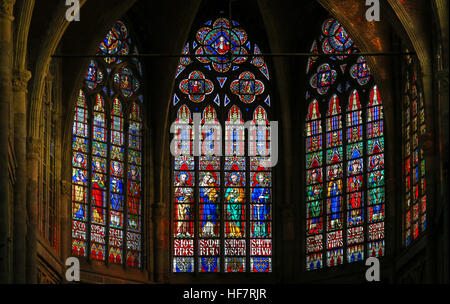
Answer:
[
  {"xmin": 26, "ymin": 137, "xmax": 41, "ymax": 160},
  {"xmin": 13, "ymin": 69, "xmax": 31, "ymax": 93},
  {"xmin": 0, "ymin": 0, "xmax": 16, "ymax": 21}
]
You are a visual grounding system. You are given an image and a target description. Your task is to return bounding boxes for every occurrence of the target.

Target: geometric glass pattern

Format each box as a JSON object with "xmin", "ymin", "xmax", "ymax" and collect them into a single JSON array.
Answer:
[
  {"xmin": 72, "ymin": 20, "xmax": 143, "ymax": 268},
  {"xmin": 305, "ymin": 17, "xmax": 385, "ymax": 271},
  {"xmin": 194, "ymin": 17, "xmax": 249, "ymax": 73},
  {"xmin": 172, "ymin": 17, "xmax": 272, "ymax": 273}
]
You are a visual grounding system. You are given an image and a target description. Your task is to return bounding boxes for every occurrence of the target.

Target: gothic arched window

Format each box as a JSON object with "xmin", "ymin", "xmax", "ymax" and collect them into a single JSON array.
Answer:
[
  {"xmin": 72, "ymin": 20, "xmax": 144, "ymax": 268},
  {"xmin": 305, "ymin": 18, "xmax": 385, "ymax": 271},
  {"xmin": 171, "ymin": 17, "xmax": 273, "ymax": 273},
  {"xmin": 402, "ymin": 52, "xmax": 427, "ymax": 246}
]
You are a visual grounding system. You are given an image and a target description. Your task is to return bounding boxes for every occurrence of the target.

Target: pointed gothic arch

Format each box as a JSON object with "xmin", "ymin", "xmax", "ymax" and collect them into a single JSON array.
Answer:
[
  {"xmin": 304, "ymin": 17, "xmax": 386, "ymax": 271},
  {"xmin": 71, "ymin": 20, "xmax": 144, "ymax": 268},
  {"xmin": 171, "ymin": 16, "xmax": 274, "ymax": 273}
]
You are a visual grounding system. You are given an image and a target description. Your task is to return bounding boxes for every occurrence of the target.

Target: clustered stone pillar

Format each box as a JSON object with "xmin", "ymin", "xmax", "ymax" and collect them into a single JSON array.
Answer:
[
  {"xmin": 26, "ymin": 137, "xmax": 40, "ymax": 284},
  {"xmin": 0, "ymin": 0, "xmax": 15, "ymax": 284},
  {"xmin": 12, "ymin": 69, "xmax": 31, "ymax": 284},
  {"xmin": 61, "ymin": 179, "xmax": 72, "ymax": 270},
  {"xmin": 12, "ymin": 0, "xmax": 34, "ymax": 283}
]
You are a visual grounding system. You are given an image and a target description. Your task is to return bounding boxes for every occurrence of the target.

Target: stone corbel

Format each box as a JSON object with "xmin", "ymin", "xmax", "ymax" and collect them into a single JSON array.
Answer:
[
  {"xmin": 0, "ymin": 0, "xmax": 15, "ymax": 21},
  {"xmin": 44, "ymin": 72, "xmax": 54, "ymax": 105},
  {"xmin": 61, "ymin": 180, "xmax": 71, "ymax": 196},
  {"xmin": 12, "ymin": 69, "xmax": 32, "ymax": 93}
]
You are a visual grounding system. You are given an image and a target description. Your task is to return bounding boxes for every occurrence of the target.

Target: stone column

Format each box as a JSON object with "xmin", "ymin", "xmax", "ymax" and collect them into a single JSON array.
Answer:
[
  {"xmin": 26, "ymin": 137, "xmax": 40, "ymax": 283},
  {"xmin": 153, "ymin": 201, "xmax": 168, "ymax": 283},
  {"xmin": 0, "ymin": 0, "xmax": 16, "ymax": 284},
  {"xmin": 61, "ymin": 179, "xmax": 72, "ymax": 268},
  {"xmin": 13, "ymin": 0, "xmax": 35, "ymax": 283},
  {"xmin": 13, "ymin": 69, "xmax": 31, "ymax": 284}
]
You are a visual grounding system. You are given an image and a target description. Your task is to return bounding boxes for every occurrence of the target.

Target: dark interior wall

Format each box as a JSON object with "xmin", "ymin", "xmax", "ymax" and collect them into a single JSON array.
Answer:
[{"xmin": 19, "ymin": 0, "xmax": 448, "ymax": 284}]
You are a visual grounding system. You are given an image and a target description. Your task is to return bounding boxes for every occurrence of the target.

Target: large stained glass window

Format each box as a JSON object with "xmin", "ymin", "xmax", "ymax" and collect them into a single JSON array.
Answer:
[
  {"xmin": 72, "ymin": 20, "xmax": 143, "ymax": 268},
  {"xmin": 305, "ymin": 18, "xmax": 385, "ymax": 271},
  {"xmin": 403, "ymin": 52, "xmax": 427, "ymax": 246},
  {"xmin": 172, "ymin": 17, "xmax": 273, "ymax": 273}
]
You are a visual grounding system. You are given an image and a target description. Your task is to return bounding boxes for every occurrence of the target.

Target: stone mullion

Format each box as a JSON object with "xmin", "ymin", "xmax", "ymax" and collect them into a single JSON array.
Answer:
[{"xmin": 26, "ymin": 136, "xmax": 40, "ymax": 284}]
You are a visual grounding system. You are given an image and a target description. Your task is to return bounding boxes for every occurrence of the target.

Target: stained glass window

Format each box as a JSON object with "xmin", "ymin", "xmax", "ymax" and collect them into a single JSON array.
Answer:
[
  {"xmin": 72, "ymin": 20, "xmax": 143, "ymax": 267},
  {"xmin": 403, "ymin": 52, "xmax": 427, "ymax": 246},
  {"xmin": 172, "ymin": 17, "xmax": 273, "ymax": 273},
  {"xmin": 305, "ymin": 18, "xmax": 385, "ymax": 271}
]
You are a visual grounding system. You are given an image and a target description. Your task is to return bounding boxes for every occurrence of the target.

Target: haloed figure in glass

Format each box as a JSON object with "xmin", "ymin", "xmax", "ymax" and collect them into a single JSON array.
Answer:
[
  {"xmin": 73, "ymin": 169, "xmax": 87, "ymax": 185},
  {"xmin": 73, "ymin": 154, "xmax": 87, "ymax": 219},
  {"xmin": 92, "ymin": 159, "xmax": 106, "ymax": 224},
  {"xmin": 348, "ymin": 159, "xmax": 363, "ymax": 225},
  {"xmin": 225, "ymin": 173, "xmax": 245, "ymax": 237},
  {"xmin": 200, "ymin": 172, "xmax": 219, "ymax": 237},
  {"xmin": 251, "ymin": 172, "xmax": 270, "ymax": 237},
  {"xmin": 175, "ymin": 172, "xmax": 193, "ymax": 237},
  {"xmin": 307, "ymin": 168, "xmax": 322, "ymax": 200},
  {"xmin": 307, "ymin": 168, "xmax": 322, "ymax": 232},
  {"xmin": 128, "ymin": 164, "xmax": 140, "ymax": 213},
  {"xmin": 348, "ymin": 159, "xmax": 363, "ymax": 201},
  {"xmin": 369, "ymin": 154, "xmax": 384, "ymax": 220},
  {"xmin": 328, "ymin": 164, "xmax": 342, "ymax": 229},
  {"xmin": 111, "ymin": 161, "xmax": 123, "ymax": 210}
]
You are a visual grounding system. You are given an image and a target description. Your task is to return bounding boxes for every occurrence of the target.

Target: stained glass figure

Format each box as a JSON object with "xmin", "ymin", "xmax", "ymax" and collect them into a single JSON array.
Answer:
[
  {"xmin": 179, "ymin": 71, "xmax": 214, "ymax": 103},
  {"xmin": 230, "ymin": 72, "xmax": 265, "ymax": 103},
  {"xmin": 85, "ymin": 60, "xmax": 104, "ymax": 90},
  {"xmin": 350, "ymin": 57, "xmax": 371, "ymax": 86},
  {"xmin": 310, "ymin": 64, "xmax": 337, "ymax": 95},
  {"xmin": 194, "ymin": 18, "xmax": 248, "ymax": 73}
]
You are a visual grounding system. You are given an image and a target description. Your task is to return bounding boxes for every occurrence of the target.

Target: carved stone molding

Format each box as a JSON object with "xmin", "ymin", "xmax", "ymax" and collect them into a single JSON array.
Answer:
[
  {"xmin": 0, "ymin": 0, "xmax": 15, "ymax": 20},
  {"xmin": 61, "ymin": 180, "xmax": 71, "ymax": 196},
  {"xmin": 13, "ymin": 69, "xmax": 32, "ymax": 93}
]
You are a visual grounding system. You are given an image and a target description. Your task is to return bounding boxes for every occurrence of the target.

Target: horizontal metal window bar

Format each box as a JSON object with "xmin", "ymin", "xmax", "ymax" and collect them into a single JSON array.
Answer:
[{"xmin": 52, "ymin": 52, "xmax": 416, "ymax": 58}]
